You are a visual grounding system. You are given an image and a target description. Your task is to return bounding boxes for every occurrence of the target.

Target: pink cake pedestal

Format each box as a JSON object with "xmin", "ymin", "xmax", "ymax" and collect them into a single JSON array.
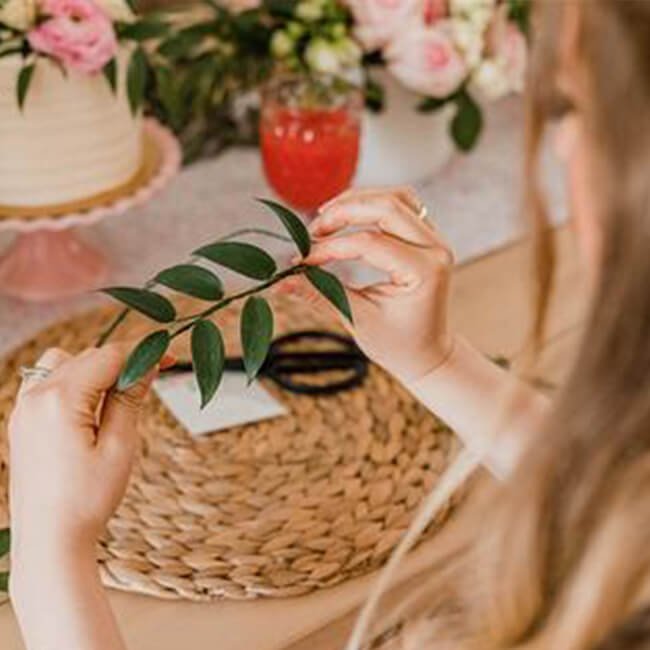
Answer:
[{"xmin": 0, "ymin": 119, "xmax": 181, "ymax": 303}]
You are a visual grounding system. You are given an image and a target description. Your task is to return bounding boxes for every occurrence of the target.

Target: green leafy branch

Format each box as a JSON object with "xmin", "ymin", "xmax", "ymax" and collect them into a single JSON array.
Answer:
[
  {"xmin": 98, "ymin": 199, "xmax": 352, "ymax": 408},
  {"xmin": 0, "ymin": 528, "xmax": 8, "ymax": 593}
]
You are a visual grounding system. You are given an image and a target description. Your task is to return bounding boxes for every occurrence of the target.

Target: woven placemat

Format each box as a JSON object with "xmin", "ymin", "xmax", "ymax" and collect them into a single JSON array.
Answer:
[{"xmin": 0, "ymin": 295, "xmax": 465, "ymax": 601}]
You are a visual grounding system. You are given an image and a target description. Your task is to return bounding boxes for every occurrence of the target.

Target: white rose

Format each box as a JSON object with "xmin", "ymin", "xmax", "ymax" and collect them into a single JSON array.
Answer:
[
  {"xmin": 305, "ymin": 37, "xmax": 341, "ymax": 74},
  {"xmin": 449, "ymin": 0, "xmax": 493, "ymax": 31},
  {"xmin": 94, "ymin": 0, "xmax": 136, "ymax": 22},
  {"xmin": 450, "ymin": 17, "xmax": 484, "ymax": 68},
  {"xmin": 471, "ymin": 58, "xmax": 510, "ymax": 99},
  {"xmin": 335, "ymin": 37, "xmax": 362, "ymax": 67},
  {"xmin": 0, "ymin": 0, "xmax": 36, "ymax": 31},
  {"xmin": 295, "ymin": 0, "xmax": 323, "ymax": 21},
  {"xmin": 271, "ymin": 30, "xmax": 294, "ymax": 58}
]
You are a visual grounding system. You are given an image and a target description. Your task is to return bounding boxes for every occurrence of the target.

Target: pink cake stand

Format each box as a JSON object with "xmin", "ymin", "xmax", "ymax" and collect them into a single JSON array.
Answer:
[{"xmin": 0, "ymin": 119, "xmax": 181, "ymax": 302}]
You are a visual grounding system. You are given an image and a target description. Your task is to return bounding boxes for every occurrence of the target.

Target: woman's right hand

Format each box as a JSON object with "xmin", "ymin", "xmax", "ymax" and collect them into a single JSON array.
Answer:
[{"xmin": 282, "ymin": 187, "xmax": 456, "ymax": 383}]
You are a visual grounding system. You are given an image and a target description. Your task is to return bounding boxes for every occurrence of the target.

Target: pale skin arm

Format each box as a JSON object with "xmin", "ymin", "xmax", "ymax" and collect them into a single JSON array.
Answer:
[
  {"xmin": 8, "ymin": 345, "xmax": 170, "ymax": 650},
  {"xmin": 280, "ymin": 187, "xmax": 550, "ymax": 477}
]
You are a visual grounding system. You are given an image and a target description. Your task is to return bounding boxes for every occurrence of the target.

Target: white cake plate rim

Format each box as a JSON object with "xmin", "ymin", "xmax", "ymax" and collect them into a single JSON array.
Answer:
[{"xmin": 0, "ymin": 119, "xmax": 182, "ymax": 234}]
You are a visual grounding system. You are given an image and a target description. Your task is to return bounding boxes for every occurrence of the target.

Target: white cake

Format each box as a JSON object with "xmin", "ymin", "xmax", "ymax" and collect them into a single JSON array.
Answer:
[{"xmin": 0, "ymin": 48, "xmax": 143, "ymax": 208}]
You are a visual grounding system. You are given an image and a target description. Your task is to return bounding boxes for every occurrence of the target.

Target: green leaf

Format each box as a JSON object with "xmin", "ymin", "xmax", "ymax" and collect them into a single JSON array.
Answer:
[
  {"xmin": 193, "ymin": 242, "xmax": 277, "ymax": 280},
  {"xmin": 102, "ymin": 287, "xmax": 176, "ymax": 323},
  {"xmin": 256, "ymin": 198, "xmax": 311, "ymax": 257},
  {"xmin": 103, "ymin": 58, "xmax": 118, "ymax": 95},
  {"xmin": 118, "ymin": 330, "xmax": 170, "ymax": 391},
  {"xmin": 0, "ymin": 528, "xmax": 9, "ymax": 557},
  {"xmin": 240, "ymin": 296, "xmax": 273, "ymax": 383},
  {"xmin": 364, "ymin": 76, "xmax": 384, "ymax": 113},
  {"xmin": 16, "ymin": 63, "xmax": 35, "ymax": 111},
  {"xmin": 0, "ymin": 572, "xmax": 8, "ymax": 593},
  {"xmin": 191, "ymin": 319, "xmax": 225, "ymax": 408},
  {"xmin": 118, "ymin": 18, "xmax": 169, "ymax": 41},
  {"xmin": 127, "ymin": 47, "xmax": 147, "ymax": 115},
  {"xmin": 155, "ymin": 264, "xmax": 223, "ymax": 301},
  {"xmin": 450, "ymin": 91, "xmax": 483, "ymax": 152},
  {"xmin": 305, "ymin": 267, "xmax": 353, "ymax": 323},
  {"xmin": 508, "ymin": 0, "xmax": 531, "ymax": 36},
  {"xmin": 417, "ymin": 95, "xmax": 453, "ymax": 113},
  {"xmin": 0, "ymin": 46, "xmax": 23, "ymax": 59}
]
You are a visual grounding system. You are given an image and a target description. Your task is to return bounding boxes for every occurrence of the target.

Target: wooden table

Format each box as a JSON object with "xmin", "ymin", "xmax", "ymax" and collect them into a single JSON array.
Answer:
[{"xmin": 0, "ymin": 225, "xmax": 586, "ymax": 650}]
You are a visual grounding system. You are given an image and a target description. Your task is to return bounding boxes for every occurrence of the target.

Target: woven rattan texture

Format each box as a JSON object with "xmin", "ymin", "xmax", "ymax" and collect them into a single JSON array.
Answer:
[{"xmin": 0, "ymin": 295, "xmax": 463, "ymax": 601}]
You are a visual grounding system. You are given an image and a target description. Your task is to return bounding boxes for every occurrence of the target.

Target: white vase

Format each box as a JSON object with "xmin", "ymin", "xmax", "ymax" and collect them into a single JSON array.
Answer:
[{"xmin": 355, "ymin": 70, "xmax": 455, "ymax": 187}]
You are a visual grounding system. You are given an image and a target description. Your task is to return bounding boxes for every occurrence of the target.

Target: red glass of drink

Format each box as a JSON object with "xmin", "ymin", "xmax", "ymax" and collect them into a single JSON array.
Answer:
[{"xmin": 260, "ymin": 75, "xmax": 363, "ymax": 215}]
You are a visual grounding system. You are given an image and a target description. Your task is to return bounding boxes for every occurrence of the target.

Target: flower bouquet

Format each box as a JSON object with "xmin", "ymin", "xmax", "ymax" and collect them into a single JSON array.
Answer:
[
  {"xmin": 0, "ymin": 0, "xmax": 168, "ymax": 111},
  {"xmin": 145, "ymin": 0, "xmax": 529, "ymax": 161}
]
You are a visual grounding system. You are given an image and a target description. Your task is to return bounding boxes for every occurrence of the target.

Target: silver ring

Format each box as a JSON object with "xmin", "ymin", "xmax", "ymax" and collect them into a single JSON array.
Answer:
[
  {"xmin": 19, "ymin": 366, "xmax": 52, "ymax": 383},
  {"xmin": 416, "ymin": 203, "xmax": 429, "ymax": 221}
]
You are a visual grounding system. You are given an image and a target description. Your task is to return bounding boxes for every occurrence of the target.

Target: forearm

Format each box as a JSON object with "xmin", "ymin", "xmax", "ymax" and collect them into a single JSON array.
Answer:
[
  {"xmin": 405, "ymin": 336, "xmax": 551, "ymax": 478},
  {"xmin": 10, "ymin": 541, "xmax": 126, "ymax": 650}
]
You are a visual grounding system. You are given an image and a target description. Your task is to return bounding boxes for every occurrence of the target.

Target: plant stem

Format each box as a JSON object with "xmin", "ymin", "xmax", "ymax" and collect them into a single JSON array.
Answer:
[
  {"xmin": 221, "ymin": 228, "xmax": 292, "ymax": 244},
  {"xmin": 96, "ymin": 229, "xmax": 293, "ymax": 347},
  {"xmin": 96, "ymin": 307, "xmax": 130, "ymax": 347},
  {"xmin": 170, "ymin": 264, "xmax": 307, "ymax": 340}
]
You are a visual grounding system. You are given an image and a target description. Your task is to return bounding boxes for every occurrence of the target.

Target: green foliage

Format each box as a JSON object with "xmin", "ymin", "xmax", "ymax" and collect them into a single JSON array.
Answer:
[
  {"xmin": 118, "ymin": 330, "xmax": 170, "ymax": 391},
  {"xmin": 508, "ymin": 0, "xmax": 531, "ymax": 36},
  {"xmin": 127, "ymin": 46, "xmax": 148, "ymax": 115},
  {"xmin": 97, "ymin": 200, "xmax": 353, "ymax": 407},
  {"xmin": 240, "ymin": 296, "xmax": 274, "ymax": 383},
  {"xmin": 118, "ymin": 17, "xmax": 169, "ymax": 42},
  {"xmin": 0, "ymin": 528, "xmax": 9, "ymax": 557},
  {"xmin": 417, "ymin": 94, "xmax": 454, "ymax": 114},
  {"xmin": 364, "ymin": 74, "xmax": 384, "ymax": 113},
  {"xmin": 0, "ymin": 572, "xmax": 8, "ymax": 593},
  {"xmin": 103, "ymin": 58, "xmax": 118, "ymax": 94},
  {"xmin": 450, "ymin": 90, "xmax": 483, "ymax": 152},
  {"xmin": 305, "ymin": 266, "xmax": 353, "ymax": 323},
  {"xmin": 193, "ymin": 241, "xmax": 277, "ymax": 280},
  {"xmin": 102, "ymin": 287, "xmax": 176, "ymax": 323},
  {"xmin": 155, "ymin": 265, "xmax": 224, "ymax": 301},
  {"xmin": 191, "ymin": 319, "xmax": 225, "ymax": 407},
  {"xmin": 16, "ymin": 62, "xmax": 35, "ymax": 111},
  {"xmin": 256, "ymin": 198, "xmax": 311, "ymax": 257}
]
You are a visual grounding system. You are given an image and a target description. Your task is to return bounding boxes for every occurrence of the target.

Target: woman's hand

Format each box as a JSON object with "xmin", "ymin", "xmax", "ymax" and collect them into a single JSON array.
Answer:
[
  {"xmin": 8, "ymin": 344, "xmax": 165, "ymax": 650},
  {"xmin": 283, "ymin": 187, "xmax": 455, "ymax": 382},
  {"xmin": 9, "ymin": 344, "xmax": 156, "ymax": 566}
]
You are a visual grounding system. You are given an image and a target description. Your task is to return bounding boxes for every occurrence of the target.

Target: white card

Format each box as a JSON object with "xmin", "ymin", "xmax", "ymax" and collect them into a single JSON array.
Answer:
[{"xmin": 153, "ymin": 371, "xmax": 288, "ymax": 437}]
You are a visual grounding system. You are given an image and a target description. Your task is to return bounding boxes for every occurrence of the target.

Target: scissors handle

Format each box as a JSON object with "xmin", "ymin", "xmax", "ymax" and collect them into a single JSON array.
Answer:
[
  {"xmin": 266, "ymin": 330, "xmax": 368, "ymax": 395},
  {"xmin": 161, "ymin": 330, "xmax": 369, "ymax": 396}
]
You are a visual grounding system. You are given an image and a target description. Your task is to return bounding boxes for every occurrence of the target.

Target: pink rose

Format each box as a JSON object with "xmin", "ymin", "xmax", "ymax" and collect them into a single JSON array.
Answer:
[
  {"xmin": 28, "ymin": 0, "xmax": 118, "ymax": 74},
  {"xmin": 386, "ymin": 20, "xmax": 467, "ymax": 97},
  {"xmin": 423, "ymin": 0, "xmax": 447, "ymax": 24},
  {"xmin": 347, "ymin": 0, "xmax": 422, "ymax": 51}
]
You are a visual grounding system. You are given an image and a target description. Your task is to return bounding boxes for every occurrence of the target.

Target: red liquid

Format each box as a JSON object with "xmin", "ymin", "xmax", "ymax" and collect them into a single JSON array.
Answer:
[{"xmin": 260, "ymin": 107, "xmax": 361, "ymax": 213}]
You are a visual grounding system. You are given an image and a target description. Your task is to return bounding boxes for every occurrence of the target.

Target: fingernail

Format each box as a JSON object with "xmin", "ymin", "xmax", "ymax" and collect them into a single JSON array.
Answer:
[{"xmin": 160, "ymin": 354, "xmax": 177, "ymax": 370}]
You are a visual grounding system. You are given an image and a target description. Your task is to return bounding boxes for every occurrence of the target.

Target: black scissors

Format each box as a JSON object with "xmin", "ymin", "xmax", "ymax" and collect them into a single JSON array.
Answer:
[{"xmin": 164, "ymin": 330, "xmax": 369, "ymax": 396}]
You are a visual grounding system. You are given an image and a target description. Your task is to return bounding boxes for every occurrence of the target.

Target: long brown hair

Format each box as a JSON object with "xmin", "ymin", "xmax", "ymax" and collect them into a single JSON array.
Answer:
[{"xmin": 357, "ymin": 2, "xmax": 650, "ymax": 648}]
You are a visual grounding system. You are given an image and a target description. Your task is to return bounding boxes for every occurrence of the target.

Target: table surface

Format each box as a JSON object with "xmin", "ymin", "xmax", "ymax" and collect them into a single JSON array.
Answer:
[
  {"xmin": 0, "ymin": 223, "xmax": 586, "ymax": 650},
  {"xmin": 0, "ymin": 99, "xmax": 578, "ymax": 649}
]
